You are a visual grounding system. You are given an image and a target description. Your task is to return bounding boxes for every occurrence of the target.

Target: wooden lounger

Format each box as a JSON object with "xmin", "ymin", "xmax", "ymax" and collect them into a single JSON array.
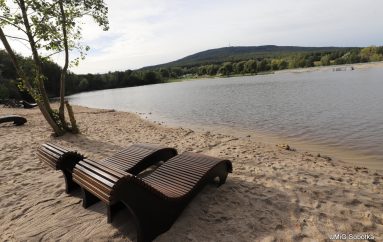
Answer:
[
  {"xmin": 22, "ymin": 100, "xmax": 38, "ymax": 109},
  {"xmin": 72, "ymin": 152, "xmax": 232, "ymax": 242},
  {"xmin": 0, "ymin": 115, "xmax": 27, "ymax": 126},
  {"xmin": 37, "ymin": 143, "xmax": 177, "ymax": 193}
]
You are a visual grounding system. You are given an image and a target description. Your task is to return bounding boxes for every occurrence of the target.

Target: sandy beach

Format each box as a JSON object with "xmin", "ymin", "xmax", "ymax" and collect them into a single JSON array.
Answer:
[
  {"xmin": 277, "ymin": 61, "xmax": 383, "ymax": 74},
  {"xmin": 1, "ymin": 105, "xmax": 382, "ymax": 241}
]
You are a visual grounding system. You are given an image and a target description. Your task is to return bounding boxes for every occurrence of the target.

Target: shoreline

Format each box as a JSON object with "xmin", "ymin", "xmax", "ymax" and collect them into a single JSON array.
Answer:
[
  {"xmin": 276, "ymin": 60, "xmax": 383, "ymax": 74},
  {"xmin": 134, "ymin": 111, "xmax": 383, "ymax": 171},
  {"xmin": 1, "ymin": 105, "xmax": 383, "ymax": 241}
]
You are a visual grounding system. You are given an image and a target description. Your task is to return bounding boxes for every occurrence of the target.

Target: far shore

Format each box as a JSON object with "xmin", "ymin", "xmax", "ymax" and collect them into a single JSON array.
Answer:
[
  {"xmin": 167, "ymin": 61, "xmax": 383, "ymax": 82},
  {"xmin": 277, "ymin": 60, "xmax": 383, "ymax": 74},
  {"xmin": 1, "ymin": 105, "xmax": 382, "ymax": 241},
  {"xmin": 61, "ymin": 61, "xmax": 383, "ymax": 97}
]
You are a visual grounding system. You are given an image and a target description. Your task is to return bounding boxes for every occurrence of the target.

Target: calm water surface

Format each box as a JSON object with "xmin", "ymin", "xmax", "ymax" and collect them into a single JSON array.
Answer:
[{"xmin": 68, "ymin": 67, "xmax": 383, "ymax": 169}]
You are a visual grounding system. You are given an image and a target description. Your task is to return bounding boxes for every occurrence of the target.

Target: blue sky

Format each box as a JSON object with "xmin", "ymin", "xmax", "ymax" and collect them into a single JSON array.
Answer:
[{"xmin": 3, "ymin": 0, "xmax": 383, "ymax": 74}]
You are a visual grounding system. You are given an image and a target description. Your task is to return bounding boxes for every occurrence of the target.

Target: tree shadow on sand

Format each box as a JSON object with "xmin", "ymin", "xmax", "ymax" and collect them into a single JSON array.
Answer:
[{"xmin": 57, "ymin": 133, "xmax": 128, "ymax": 158}]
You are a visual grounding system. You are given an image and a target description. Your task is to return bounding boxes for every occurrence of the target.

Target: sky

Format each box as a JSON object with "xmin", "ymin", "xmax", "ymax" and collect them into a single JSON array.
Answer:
[{"xmin": 3, "ymin": 0, "xmax": 383, "ymax": 74}]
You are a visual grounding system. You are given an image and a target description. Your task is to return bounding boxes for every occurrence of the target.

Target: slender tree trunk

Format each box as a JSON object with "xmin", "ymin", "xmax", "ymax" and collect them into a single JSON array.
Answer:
[
  {"xmin": 18, "ymin": 0, "xmax": 54, "ymax": 114},
  {"xmin": 0, "ymin": 27, "xmax": 63, "ymax": 135},
  {"xmin": 58, "ymin": 0, "xmax": 69, "ymax": 130},
  {"xmin": 65, "ymin": 101, "xmax": 79, "ymax": 133}
]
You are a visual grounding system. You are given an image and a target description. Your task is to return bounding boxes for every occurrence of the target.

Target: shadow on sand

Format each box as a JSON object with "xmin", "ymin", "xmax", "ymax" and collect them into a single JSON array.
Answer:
[{"xmin": 72, "ymin": 176, "xmax": 295, "ymax": 241}]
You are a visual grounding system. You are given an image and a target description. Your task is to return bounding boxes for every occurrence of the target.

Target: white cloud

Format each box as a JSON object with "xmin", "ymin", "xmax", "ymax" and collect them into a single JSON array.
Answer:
[{"xmin": 2, "ymin": 0, "xmax": 383, "ymax": 74}]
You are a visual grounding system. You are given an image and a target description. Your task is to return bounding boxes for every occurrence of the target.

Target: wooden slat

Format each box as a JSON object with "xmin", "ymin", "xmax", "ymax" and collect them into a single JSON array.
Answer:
[
  {"xmin": 140, "ymin": 177, "xmax": 185, "ymax": 195},
  {"xmin": 83, "ymin": 159, "xmax": 127, "ymax": 178},
  {"xmin": 109, "ymin": 149, "xmax": 150, "ymax": 158},
  {"xmin": 41, "ymin": 146, "xmax": 65, "ymax": 158},
  {"xmin": 73, "ymin": 173, "xmax": 111, "ymax": 203},
  {"xmin": 165, "ymin": 159, "xmax": 215, "ymax": 170},
  {"xmin": 94, "ymin": 161, "xmax": 125, "ymax": 172},
  {"xmin": 149, "ymin": 169, "xmax": 196, "ymax": 186},
  {"xmin": 74, "ymin": 169, "xmax": 112, "ymax": 194},
  {"xmin": 103, "ymin": 152, "xmax": 149, "ymax": 168},
  {"xmin": 42, "ymin": 143, "xmax": 67, "ymax": 154},
  {"xmin": 37, "ymin": 147, "xmax": 63, "ymax": 170},
  {"xmin": 75, "ymin": 163, "xmax": 116, "ymax": 188},
  {"xmin": 153, "ymin": 165, "xmax": 203, "ymax": 179},
  {"xmin": 38, "ymin": 147, "xmax": 61, "ymax": 160},
  {"xmin": 77, "ymin": 160, "xmax": 120, "ymax": 183},
  {"xmin": 38, "ymin": 154, "xmax": 57, "ymax": 169},
  {"xmin": 145, "ymin": 177, "xmax": 191, "ymax": 193},
  {"xmin": 38, "ymin": 150, "xmax": 60, "ymax": 162},
  {"xmin": 142, "ymin": 152, "xmax": 228, "ymax": 198},
  {"xmin": 100, "ymin": 144, "xmax": 175, "ymax": 172},
  {"xmin": 156, "ymin": 161, "xmax": 211, "ymax": 175},
  {"xmin": 143, "ymin": 175, "xmax": 192, "ymax": 193}
]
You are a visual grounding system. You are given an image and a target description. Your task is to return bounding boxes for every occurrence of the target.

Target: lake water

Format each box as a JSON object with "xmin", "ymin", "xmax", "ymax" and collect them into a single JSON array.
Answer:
[{"xmin": 68, "ymin": 67, "xmax": 383, "ymax": 169}]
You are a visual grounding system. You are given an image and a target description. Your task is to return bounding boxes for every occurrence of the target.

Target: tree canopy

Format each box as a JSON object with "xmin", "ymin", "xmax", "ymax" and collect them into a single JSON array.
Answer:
[{"xmin": 0, "ymin": 0, "xmax": 109, "ymax": 135}]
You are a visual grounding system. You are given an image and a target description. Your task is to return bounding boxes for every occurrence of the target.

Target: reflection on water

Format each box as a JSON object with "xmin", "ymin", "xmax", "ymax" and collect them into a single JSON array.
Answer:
[{"xmin": 68, "ymin": 67, "xmax": 383, "ymax": 169}]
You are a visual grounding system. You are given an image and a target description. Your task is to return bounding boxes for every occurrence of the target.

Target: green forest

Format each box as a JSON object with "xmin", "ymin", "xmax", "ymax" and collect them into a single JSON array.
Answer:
[{"xmin": 1, "ymin": 45, "xmax": 382, "ymax": 100}]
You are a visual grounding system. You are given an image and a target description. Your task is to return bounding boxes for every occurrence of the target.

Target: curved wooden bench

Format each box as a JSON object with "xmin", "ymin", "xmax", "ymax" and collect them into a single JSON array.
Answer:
[
  {"xmin": 73, "ymin": 158, "xmax": 129, "ymax": 222},
  {"xmin": 100, "ymin": 143, "xmax": 177, "ymax": 175},
  {"xmin": 37, "ymin": 143, "xmax": 85, "ymax": 193},
  {"xmin": 73, "ymin": 152, "xmax": 232, "ymax": 242},
  {"xmin": 37, "ymin": 143, "xmax": 177, "ymax": 193},
  {"xmin": 0, "ymin": 115, "xmax": 27, "ymax": 126}
]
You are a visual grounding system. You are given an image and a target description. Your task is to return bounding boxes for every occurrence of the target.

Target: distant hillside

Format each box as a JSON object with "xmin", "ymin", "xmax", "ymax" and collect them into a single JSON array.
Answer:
[{"xmin": 144, "ymin": 45, "xmax": 357, "ymax": 69}]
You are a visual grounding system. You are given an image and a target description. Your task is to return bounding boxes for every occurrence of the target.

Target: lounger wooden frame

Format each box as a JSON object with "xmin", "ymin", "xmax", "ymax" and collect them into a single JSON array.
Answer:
[
  {"xmin": 0, "ymin": 115, "xmax": 27, "ymax": 126},
  {"xmin": 37, "ymin": 143, "xmax": 177, "ymax": 193},
  {"xmin": 72, "ymin": 152, "xmax": 233, "ymax": 242}
]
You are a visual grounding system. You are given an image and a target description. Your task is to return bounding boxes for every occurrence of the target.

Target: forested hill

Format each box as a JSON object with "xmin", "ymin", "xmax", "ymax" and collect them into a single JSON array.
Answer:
[{"xmin": 144, "ymin": 45, "xmax": 356, "ymax": 69}]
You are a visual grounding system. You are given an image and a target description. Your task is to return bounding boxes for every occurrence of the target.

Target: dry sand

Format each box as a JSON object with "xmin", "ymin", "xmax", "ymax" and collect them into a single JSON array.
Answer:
[{"xmin": 1, "ymin": 106, "xmax": 382, "ymax": 241}]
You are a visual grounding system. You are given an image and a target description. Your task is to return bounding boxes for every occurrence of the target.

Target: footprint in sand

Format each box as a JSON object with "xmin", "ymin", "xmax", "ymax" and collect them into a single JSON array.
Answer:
[{"xmin": 346, "ymin": 199, "xmax": 362, "ymax": 206}]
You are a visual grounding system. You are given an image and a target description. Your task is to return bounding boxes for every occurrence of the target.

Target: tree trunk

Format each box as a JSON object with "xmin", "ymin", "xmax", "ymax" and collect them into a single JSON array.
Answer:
[
  {"xmin": 1, "ymin": 0, "xmax": 80, "ymax": 136},
  {"xmin": 65, "ymin": 101, "xmax": 79, "ymax": 134},
  {"xmin": 58, "ymin": 0, "xmax": 70, "ymax": 130},
  {"xmin": 18, "ymin": 0, "xmax": 55, "ymax": 115},
  {"xmin": 0, "ymin": 27, "xmax": 63, "ymax": 135}
]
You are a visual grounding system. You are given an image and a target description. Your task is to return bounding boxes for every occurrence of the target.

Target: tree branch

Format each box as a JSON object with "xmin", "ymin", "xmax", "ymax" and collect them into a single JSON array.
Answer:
[
  {"xmin": 34, "ymin": 36, "xmax": 45, "ymax": 44},
  {"xmin": 27, "ymin": 9, "xmax": 37, "ymax": 16},
  {"xmin": 4, "ymin": 34, "xmax": 29, "ymax": 42},
  {"xmin": 43, "ymin": 50, "xmax": 63, "ymax": 59},
  {"xmin": 0, "ymin": 16, "xmax": 27, "ymax": 34},
  {"xmin": 0, "ymin": 26, "xmax": 32, "ymax": 91},
  {"xmin": 32, "ymin": 2, "xmax": 59, "ymax": 36}
]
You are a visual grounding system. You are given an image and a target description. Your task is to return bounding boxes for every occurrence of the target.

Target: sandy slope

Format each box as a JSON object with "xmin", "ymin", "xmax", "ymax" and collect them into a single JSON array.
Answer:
[{"xmin": 1, "ymin": 106, "xmax": 382, "ymax": 241}]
